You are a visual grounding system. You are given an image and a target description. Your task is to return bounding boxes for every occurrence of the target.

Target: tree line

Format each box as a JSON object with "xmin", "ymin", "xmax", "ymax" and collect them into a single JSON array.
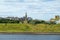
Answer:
[{"xmin": 0, "ymin": 17, "xmax": 56, "ymax": 24}]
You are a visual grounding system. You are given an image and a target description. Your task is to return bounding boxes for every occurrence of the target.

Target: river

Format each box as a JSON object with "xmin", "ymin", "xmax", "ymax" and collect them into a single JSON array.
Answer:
[{"xmin": 0, "ymin": 35, "xmax": 60, "ymax": 40}]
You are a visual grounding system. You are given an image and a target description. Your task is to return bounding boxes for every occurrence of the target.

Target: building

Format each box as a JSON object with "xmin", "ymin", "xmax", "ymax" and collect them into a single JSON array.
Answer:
[
  {"xmin": 6, "ymin": 17, "xmax": 19, "ymax": 20},
  {"xmin": 50, "ymin": 15, "xmax": 60, "ymax": 24},
  {"xmin": 23, "ymin": 12, "xmax": 28, "ymax": 23},
  {"xmin": 55, "ymin": 15, "xmax": 60, "ymax": 24},
  {"xmin": 55, "ymin": 15, "xmax": 60, "ymax": 20},
  {"xmin": 56, "ymin": 19, "xmax": 60, "ymax": 24},
  {"xmin": 50, "ymin": 18, "xmax": 55, "ymax": 22}
]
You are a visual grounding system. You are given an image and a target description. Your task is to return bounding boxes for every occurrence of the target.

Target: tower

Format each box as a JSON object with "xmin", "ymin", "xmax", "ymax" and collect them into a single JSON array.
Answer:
[
  {"xmin": 24, "ymin": 12, "xmax": 28, "ymax": 23},
  {"xmin": 25, "ymin": 12, "xmax": 27, "ymax": 21},
  {"xmin": 55, "ymin": 15, "xmax": 60, "ymax": 20}
]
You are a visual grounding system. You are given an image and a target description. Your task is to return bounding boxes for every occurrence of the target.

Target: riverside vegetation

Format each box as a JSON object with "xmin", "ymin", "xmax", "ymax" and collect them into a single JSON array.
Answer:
[
  {"xmin": 0, "ymin": 14, "xmax": 60, "ymax": 32},
  {"xmin": 0, "ymin": 23, "xmax": 60, "ymax": 32}
]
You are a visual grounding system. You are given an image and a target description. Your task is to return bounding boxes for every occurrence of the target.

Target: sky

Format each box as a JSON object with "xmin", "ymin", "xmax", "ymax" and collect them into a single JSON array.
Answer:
[{"xmin": 0, "ymin": 0, "xmax": 60, "ymax": 20}]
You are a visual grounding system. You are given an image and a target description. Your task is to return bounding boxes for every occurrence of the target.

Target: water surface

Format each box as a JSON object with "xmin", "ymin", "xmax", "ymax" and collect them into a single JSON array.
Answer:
[{"xmin": 0, "ymin": 35, "xmax": 60, "ymax": 40}]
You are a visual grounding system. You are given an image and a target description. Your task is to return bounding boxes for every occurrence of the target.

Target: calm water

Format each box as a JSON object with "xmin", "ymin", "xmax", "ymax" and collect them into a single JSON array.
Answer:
[{"xmin": 0, "ymin": 35, "xmax": 60, "ymax": 40}]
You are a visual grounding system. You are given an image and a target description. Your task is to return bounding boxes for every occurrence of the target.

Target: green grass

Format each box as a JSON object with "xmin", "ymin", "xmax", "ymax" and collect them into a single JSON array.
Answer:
[{"xmin": 0, "ymin": 23, "xmax": 60, "ymax": 32}]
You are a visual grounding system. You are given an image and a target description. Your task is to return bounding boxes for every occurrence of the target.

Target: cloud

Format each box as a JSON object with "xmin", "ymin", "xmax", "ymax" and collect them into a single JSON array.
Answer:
[{"xmin": 0, "ymin": 0, "xmax": 60, "ymax": 20}]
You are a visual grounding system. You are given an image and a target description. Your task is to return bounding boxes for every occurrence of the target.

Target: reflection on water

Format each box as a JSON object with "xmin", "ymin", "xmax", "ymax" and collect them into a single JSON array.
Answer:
[{"xmin": 0, "ymin": 35, "xmax": 60, "ymax": 40}]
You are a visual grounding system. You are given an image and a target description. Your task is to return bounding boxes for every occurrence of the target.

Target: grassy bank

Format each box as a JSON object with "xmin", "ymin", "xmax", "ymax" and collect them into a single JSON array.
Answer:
[{"xmin": 0, "ymin": 23, "xmax": 60, "ymax": 32}]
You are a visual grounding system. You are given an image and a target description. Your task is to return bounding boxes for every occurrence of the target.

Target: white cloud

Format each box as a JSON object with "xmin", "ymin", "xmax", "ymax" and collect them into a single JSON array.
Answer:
[{"xmin": 0, "ymin": 0, "xmax": 60, "ymax": 20}]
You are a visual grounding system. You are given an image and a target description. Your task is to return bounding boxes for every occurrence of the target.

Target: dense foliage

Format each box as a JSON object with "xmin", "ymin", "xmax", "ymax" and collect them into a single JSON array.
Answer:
[
  {"xmin": 0, "ymin": 23, "xmax": 59, "ymax": 32},
  {"xmin": 0, "ymin": 17, "xmax": 56, "ymax": 24}
]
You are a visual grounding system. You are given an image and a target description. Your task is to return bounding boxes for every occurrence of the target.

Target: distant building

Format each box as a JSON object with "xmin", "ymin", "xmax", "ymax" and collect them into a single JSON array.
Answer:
[
  {"xmin": 23, "ymin": 12, "xmax": 28, "ymax": 23},
  {"xmin": 56, "ymin": 19, "xmax": 60, "ymax": 24},
  {"xmin": 55, "ymin": 15, "xmax": 60, "ymax": 20},
  {"xmin": 50, "ymin": 15, "xmax": 60, "ymax": 24},
  {"xmin": 6, "ymin": 17, "xmax": 19, "ymax": 20},
  {"xmin": 55, "ymin": 15, "xmax": 60, "ymax": 24},
  {"xmin": 50, "ymin": 18, "xmax": 55, "ymax": 22}
]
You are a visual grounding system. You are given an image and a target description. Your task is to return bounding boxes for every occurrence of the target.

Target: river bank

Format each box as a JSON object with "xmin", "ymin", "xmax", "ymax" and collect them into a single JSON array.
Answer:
[{"xmin": 0, "ymin": 32, "xmax": 60, "ymax": 35}]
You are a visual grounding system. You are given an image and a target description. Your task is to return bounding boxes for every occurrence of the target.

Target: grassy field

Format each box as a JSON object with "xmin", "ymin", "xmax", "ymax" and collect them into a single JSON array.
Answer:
[{"xmin": 0, "ymin": 23, "xmax": 60, "ymax": 32}]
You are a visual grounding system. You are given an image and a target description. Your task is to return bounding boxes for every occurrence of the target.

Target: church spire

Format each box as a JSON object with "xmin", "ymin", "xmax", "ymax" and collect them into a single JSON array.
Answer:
[
  {"xmin": 25, "ymin": 12, "xmax": 27, "ymax": 20},
  {"xmin": 24, "ymin": 12, "xmax": 28, "ymax": 23}
]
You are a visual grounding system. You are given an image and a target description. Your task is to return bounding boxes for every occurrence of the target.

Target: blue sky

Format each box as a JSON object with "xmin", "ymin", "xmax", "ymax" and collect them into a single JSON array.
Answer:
[{"xmin": 0, "ymin": 0, "xmax": 60, "ymax": 20}]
